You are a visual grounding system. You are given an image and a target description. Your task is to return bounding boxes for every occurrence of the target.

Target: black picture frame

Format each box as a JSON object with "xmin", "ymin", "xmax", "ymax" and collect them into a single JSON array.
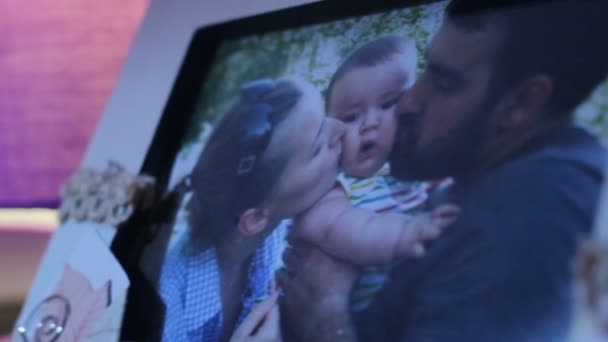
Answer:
[{"xmin": 109, "ymin": 0, "xmax": 607, "ymax": 340}]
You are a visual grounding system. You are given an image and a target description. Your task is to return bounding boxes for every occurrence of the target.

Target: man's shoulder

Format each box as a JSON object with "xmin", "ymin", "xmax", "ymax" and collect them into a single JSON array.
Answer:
[
  {"xmin": 471, "ymin": 125, "xmax": 605, "ymax": 207},
  {"xmin": 429, "ymin": 125, "xmax": 607, "ymax": 257}
]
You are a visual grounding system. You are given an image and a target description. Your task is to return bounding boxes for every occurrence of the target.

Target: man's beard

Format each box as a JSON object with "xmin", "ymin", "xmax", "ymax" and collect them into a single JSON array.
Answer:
[{"xmin": 389, "ymin": 106, "xmax": 492, "ymax": 182}]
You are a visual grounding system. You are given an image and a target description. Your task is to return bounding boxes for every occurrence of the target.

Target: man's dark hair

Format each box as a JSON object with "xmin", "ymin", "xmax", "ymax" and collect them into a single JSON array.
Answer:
[{"xmin": 446, "ymin": 0, "xmax": 608, "ymax": 116}]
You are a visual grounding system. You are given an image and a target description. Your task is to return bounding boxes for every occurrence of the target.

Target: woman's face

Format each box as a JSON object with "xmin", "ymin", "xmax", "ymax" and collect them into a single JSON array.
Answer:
[{"xmin": 268, "ymin": 79, "xmax": 345, "ymax": 219}]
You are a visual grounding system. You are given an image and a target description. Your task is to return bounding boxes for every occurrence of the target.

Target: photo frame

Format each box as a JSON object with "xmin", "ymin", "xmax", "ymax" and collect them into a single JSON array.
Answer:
[{"xmin": 111, "ymin": 0, "xmax": 608, "ymax": 340}]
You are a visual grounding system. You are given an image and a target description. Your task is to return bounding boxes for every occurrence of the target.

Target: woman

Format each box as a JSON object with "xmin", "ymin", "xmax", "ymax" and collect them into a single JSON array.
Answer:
[{"xmin": 160, "ymin": 77, "xmax": 345, "ymax": 342}]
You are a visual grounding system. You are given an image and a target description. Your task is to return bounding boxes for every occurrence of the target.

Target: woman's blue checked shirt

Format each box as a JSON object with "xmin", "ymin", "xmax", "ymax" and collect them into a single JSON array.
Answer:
[{"xmin": 159, "ymin": 222, "xmax": 288, "ymax": 341}]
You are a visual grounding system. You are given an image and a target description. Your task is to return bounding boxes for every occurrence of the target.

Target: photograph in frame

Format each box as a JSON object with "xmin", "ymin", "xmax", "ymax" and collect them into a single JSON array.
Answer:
[{"xmin": 142, "ymin": 0, "xmax": 608, "ymax": 340}]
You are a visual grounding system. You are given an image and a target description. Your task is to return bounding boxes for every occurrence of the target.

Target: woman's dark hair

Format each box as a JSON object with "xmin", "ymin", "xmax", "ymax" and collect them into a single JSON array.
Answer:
[
  {"xmin": 326, "ymin": 35, "xmax": 413, "ymax": 110},
  {"xmin": 187, "ymin": 79, "xmax": 302, "ymax": 245}
]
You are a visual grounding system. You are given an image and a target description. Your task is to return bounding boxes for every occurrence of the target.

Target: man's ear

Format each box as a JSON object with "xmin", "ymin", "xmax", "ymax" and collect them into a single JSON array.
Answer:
[
  {"xmin": 494, "ymin": 75, "xmax": 553, "ymax": 130},
  {"xmin": 237, "ymin": 208, "xmax": 270, "ymax": 237}
]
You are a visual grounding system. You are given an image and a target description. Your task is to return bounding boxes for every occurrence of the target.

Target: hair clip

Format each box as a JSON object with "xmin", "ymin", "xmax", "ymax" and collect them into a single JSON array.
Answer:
[
  {"xmin": 237, "ymin": 155, "xmax": 256, "ymax": 175},
  {"xmin": 240, "ymin": 79, "xmax": 276, "ymax": 102}
]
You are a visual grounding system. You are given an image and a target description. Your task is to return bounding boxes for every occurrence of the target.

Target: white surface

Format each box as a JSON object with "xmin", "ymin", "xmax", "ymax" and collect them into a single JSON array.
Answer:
[
  {"xmin": 11, "ymin": 221, "xmax": 128, "ymax": 341},
  {"xmin": 67, "ymin": 225, "xmax": 129, "ymax": 292}
]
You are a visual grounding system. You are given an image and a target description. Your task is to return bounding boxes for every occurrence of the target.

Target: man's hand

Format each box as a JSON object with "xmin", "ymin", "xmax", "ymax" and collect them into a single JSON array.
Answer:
[{"xmin": 277, "ymin": 236, "xmax": 359, "ymax": 341}]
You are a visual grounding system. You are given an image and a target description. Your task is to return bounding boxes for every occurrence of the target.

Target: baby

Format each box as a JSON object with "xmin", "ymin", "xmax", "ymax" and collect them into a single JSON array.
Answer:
[{"xmin": 294, "ymin": 36, "xmax": 458, "ymax": 311}]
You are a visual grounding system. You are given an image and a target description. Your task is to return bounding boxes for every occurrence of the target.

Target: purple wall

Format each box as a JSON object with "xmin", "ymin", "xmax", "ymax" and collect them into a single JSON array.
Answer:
[{"xmin": 0, "ymin": 0, "xmax": 149, "ymax": 207}]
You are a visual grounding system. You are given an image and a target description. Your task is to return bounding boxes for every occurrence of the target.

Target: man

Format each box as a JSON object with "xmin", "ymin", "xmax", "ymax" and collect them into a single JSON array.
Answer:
[{"xmin": 279, "ymin": 0, "xmax": 608, "ymax": 341}]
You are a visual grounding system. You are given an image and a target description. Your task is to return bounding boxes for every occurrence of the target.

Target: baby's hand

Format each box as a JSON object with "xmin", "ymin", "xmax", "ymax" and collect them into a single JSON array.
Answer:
[{"xmin": 402, "ymin": 204, "xmax": 460, "ymax": 258}]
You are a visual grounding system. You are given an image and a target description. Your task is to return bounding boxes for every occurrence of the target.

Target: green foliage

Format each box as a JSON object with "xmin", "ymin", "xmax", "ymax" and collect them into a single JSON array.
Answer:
[
  {"xmin": 576, "ymin": 81, "xmax": 608, "ymax": 145},
  {"xmin": 182, "ymin": 37, "xmax": 291, "ymax": 144}
]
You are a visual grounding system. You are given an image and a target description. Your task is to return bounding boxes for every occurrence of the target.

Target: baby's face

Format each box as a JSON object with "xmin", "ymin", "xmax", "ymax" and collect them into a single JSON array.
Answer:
[{"xmin": 329, "ymin": 56, "xmax": 415, "ymax": 178}]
